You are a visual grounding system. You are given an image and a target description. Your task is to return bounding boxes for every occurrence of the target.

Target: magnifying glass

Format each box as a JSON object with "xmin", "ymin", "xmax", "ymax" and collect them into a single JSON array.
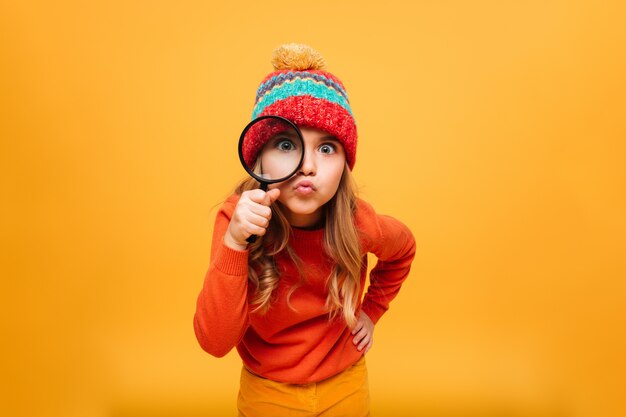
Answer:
[{"xmin": 238, "ymin": 115, "xmax": 305, "ymax": 242}]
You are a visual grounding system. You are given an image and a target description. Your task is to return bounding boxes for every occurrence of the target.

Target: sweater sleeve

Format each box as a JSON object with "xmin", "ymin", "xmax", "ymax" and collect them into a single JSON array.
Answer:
[
  {"xmin": 193, "ymin": 195, "xmax": 251, "ymax": 357},
  {"xmin": 357, "ymin": 200, "xmax": 416, "ymax": 324}
]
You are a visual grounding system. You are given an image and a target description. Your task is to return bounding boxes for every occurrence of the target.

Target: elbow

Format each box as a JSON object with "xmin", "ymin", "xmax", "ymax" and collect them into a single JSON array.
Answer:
[
  {"xmin": 193, "ymin": 314, "xmax": 236, "ymax": 358},
  {"xmin": 199, "ymin": 341, "xmax": 232, "ymax": 358}
]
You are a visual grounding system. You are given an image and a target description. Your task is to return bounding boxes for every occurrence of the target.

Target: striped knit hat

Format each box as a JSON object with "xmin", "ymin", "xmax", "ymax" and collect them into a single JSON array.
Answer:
[{"xmin": 244, "ymin": 44, "xmax": 358, "ymax": 170}]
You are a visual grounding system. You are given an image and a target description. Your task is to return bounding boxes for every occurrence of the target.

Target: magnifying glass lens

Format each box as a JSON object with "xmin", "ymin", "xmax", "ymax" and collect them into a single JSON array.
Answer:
[{"xmin": 241, "ymin": 117, "xmax": 303, "ymax": 183}]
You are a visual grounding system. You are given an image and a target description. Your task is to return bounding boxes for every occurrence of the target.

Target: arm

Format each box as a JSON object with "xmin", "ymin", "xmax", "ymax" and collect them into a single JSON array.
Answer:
[
  {"xmin": 193, "ymin": 189, "xmax": 281, "ymax": 357},
  {"xmin": 359, "ymin": 208, "xmax": 416, "ymax": 324},
  {"xmin": 193, "ymin": 197, "xmax": 250, "ymax": 357}
]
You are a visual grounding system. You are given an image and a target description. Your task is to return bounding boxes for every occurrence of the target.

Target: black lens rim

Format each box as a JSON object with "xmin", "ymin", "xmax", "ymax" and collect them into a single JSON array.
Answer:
[{"xmin": 238, "ymin": 115, "xmax": 305, "ymax": 185}]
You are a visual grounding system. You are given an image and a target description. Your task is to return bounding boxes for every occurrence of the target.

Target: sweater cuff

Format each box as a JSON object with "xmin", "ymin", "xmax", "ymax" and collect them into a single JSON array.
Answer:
[{"xmin": 213, "ymin": 240, "xmax": 249, "ymax": 276}]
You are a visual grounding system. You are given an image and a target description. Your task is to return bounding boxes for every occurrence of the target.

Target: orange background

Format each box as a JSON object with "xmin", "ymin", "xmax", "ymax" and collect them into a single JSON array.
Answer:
[{"xmin": 2, "ymin": 1, "xmax": 625, "ymax": 416}]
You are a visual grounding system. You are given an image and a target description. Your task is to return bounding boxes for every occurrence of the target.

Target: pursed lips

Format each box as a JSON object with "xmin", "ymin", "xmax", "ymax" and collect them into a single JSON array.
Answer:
[{"xmin": 294, "ymin": 180, "xmax": 316, "ymax": 194}]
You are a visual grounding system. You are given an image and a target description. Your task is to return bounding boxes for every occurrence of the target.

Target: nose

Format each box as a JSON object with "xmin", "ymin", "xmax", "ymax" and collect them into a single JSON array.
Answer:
[{"xmin": 299, "ymin": 148, "xmax": 316, "ymax": 176}]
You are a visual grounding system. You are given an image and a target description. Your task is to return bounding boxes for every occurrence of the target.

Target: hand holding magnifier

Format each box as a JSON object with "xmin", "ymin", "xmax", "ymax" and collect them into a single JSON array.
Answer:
[{"xmin": 238, "ymin": 115, "xmax": 305, "ymax": 243}]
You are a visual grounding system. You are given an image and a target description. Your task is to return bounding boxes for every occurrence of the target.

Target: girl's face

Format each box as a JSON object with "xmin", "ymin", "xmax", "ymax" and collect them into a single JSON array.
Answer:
[{"xmin": 266, "ymin": 127, "xmax": 346, "ymax": 228}]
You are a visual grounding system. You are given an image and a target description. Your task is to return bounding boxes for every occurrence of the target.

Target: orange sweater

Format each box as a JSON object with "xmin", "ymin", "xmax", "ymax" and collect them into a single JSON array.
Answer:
[{"xmin": 193, "ymin": 195, "xmax": 416, "ymax": 384}]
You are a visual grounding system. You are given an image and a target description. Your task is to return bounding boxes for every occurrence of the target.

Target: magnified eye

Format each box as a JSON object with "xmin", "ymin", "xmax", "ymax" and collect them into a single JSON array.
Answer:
[
  {"xmin": 276, "ymin": 139, "xmax": 296, "ymax": 152},
  {"xmin": 319, "ymin": 144, "xmax": 336, "ymax": 154}
]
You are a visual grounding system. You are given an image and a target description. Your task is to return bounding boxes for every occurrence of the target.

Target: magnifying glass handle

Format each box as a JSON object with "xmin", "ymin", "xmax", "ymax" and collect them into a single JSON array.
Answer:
[{"xmin": 246, "ymin": 182, "xmax": 269, "ymax": 244}]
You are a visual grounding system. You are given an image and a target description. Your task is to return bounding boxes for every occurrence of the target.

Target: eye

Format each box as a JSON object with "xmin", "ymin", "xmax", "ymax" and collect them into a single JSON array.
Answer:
[
  {"xmin": 319, "ymin": 143, "xmax": 336, "ymax": 154},
  {"xmin": 275, "ymin": 139, "xmax": 296, "ymax": 152}
]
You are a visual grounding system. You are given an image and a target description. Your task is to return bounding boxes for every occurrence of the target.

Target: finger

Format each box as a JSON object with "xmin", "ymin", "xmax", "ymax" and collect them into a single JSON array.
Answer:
[
  {"xmin": 246, "ymin": 212, "xmax": 272, "ymax": 231},
  {"xmin": 364, "ymin": 339, "xmax": 374, "ymax": 354},
  {"xmin": 232, "ymin": 213, "xmax": 270, "ymax": 239},
  {"xmin": 351, "ymin": 321, "xmax": 363, "ymax": 335},
  {"xmin": 242, "ymin": 196, "xmax": 275, "ymax": 217},
  {"xmin": 245, "ymin": 202, "xmax": 272, "ymax": 219},
  {"xmin": 266, "ymin": 188, "xmax": 280, "ymax": 203},
  {"xmin": 357, "ymin": 333, "xmax": 371, "ymax": 351},
  {"xmin": 244, "ymin": 189, "xmax": 273, "ymax": 206},
  {"xmin": 352, "ymin": 327, "xmax": 368, "ymax": 345},
  {"xmin": 242, "ymin": 218, "xmax": 270, "ymax": 237},
  {"xmin": 233, "ymin": 204, "xmax": 270, "ymax": 226},
  {"xmin": 247, "ymin": 212, "xmax": 271, "ymax": 228},
  {"xmin": 236, "ymin": 194, "xmax": 272, "ymax": 217}
]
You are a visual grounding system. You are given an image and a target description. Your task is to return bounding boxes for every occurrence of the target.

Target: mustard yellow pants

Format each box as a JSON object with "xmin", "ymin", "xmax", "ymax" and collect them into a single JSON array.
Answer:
[{"xmin": 237, "ymin": 356, "xmax": 370, "ymax": 417}]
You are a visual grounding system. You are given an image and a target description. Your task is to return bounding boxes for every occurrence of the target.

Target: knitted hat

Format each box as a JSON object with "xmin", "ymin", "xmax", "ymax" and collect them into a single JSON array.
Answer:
[{"xmin": 243, "ymin": 43, "xmax": 358, "ymax": 170}]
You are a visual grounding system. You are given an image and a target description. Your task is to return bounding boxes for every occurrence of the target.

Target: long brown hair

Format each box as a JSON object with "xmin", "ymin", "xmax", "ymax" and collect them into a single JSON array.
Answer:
[{"xmin": 234, "ymin": 164, "xmax": 363, "ymax": 328}]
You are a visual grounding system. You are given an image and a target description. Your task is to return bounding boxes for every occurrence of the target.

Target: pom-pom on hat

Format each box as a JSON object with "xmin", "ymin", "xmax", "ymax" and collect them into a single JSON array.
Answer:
[{"xmin": 243, "ymin": 43, "xmax": 358, "ymax": 170}]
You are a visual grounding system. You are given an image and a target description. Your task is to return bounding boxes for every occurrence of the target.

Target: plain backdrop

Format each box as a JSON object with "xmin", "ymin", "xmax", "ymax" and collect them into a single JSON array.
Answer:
[{"xmin": 2, "ymin": 1, "xmax": 625, "ymax": 416}]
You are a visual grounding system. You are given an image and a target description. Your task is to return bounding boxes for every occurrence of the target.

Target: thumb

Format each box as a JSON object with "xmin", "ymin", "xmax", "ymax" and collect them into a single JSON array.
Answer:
[{"xmin": 267, "ymin": 188, "xmax": 281, "ymax": 203}]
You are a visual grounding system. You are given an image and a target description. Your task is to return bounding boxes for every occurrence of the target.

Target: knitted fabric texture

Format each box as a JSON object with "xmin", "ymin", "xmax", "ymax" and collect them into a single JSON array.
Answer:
[{"xmin": 243, "ymin": 45, "xmax": 358, "ymax": 170}]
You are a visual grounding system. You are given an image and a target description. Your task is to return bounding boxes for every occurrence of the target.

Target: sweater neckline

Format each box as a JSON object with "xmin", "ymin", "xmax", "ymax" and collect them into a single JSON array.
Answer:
[
  {"xmin": 291, "ymin": 226, "xmax": 324, "ymax": 238},
  {"xmin": 289, "ymin": 227, "xmax": 325, "ymax": 252}
]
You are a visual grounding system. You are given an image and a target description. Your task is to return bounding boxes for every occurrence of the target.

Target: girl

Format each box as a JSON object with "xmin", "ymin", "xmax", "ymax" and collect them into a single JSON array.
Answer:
[{"xmin": 194, "ymin": 43, "xmax": 416, "ymax": 417}]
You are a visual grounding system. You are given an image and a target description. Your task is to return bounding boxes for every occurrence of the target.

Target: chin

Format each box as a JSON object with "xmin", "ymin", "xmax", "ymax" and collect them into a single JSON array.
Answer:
[
  {"xmin": 280, "ymin": 200, "xmax": 323, "ymax": 215},
  {"xmin": 285, "ymin": 204, "xmax": 320, "ymax": 215}
]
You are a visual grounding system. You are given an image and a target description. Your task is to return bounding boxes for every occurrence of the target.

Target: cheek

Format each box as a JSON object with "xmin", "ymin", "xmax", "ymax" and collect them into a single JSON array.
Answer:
[
  {"xmin": 268, "ymin": 181, "xmax": 288, "ymax": 194},
  {"xmin": 327, "ymin": 161, "xmax": 345, "ymax": 187},
  {"xmin": 318, "ymin": 164, "xmax": 345, "ymax": 200}
]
